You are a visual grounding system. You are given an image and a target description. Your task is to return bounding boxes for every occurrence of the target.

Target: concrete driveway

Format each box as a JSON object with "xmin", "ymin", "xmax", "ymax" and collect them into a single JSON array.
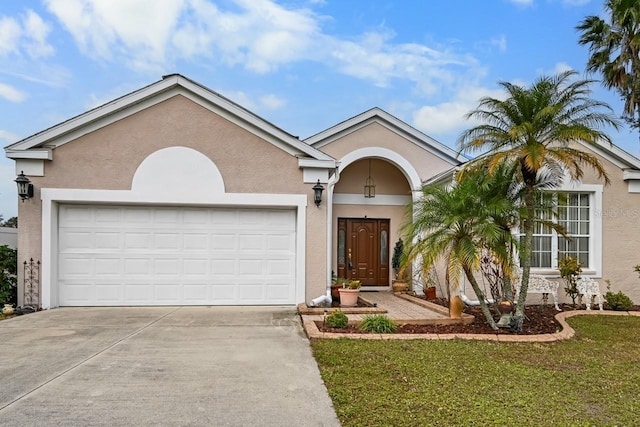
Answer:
[{"xmin": 0, "ymin": 307, "xmax": 340, "ymax": 427}]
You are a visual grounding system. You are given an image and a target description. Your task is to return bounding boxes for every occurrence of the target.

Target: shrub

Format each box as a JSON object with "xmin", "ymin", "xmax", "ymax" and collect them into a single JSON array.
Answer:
[
  {"xmin": 559, "ymin": 256, "xmax": 582, "ymax": 306},
  {"xmin": 359, "ymin": 315, "xmax": 397, "ymax": 333},
  {"xmin": 604, "ymin": 291, "xmax": 634, "ymax": 311},
  {"xmin": 326, "ymin": 311, "xmax": 349, "ymax": 328},
  {"xmin": 0, "ymin": 245, "xmax": 17, "ymax": 305}
]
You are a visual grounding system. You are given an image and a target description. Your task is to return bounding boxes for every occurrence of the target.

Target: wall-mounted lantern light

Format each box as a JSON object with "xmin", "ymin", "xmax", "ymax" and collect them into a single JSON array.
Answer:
[
  {"xmin": 313, "ymin": 179, "xmax": 324, "ymax": 207},
  {"xmin": 364, "ymin": 159, "xmax": 376, "ymax": 198},
  {"xmin": 15, "ymin": 171, "xmax": 34, "ymax": 201}
]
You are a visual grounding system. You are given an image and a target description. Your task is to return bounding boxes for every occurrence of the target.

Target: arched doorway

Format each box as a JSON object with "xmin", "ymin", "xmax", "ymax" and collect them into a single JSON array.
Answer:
[{"xmin": 332, "ymin": 157, "xmax": 413, "ymax": 287}]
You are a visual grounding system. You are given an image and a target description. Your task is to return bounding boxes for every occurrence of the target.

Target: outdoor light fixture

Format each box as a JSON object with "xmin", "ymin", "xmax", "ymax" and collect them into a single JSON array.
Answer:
[
  {"xmin": 364, "ymin": 159, "xmax": 376, "ymax": 198},
  {"xmin": 313, "ymin": 179, "xmax": 324, "ymax": 207},
  {"xmin": 15, "ymin": 171, "xmax": 34, "ymax": 201}
]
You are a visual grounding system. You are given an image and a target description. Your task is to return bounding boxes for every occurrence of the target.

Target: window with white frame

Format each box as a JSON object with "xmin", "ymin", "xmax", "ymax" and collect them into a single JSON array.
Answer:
[{"xmin": 529, "ymin": 192, "xmax": 592, "ymax": 269}]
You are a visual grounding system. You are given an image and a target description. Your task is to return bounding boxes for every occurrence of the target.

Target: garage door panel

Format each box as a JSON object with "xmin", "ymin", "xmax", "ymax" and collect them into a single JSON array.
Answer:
[
  {"xmin": 95, "ymin": 232, "xmax": 120, "ymax": 249},
  {"xmin": 95, "ymin": 207, "xmax": 121, "ymax": 223},
  {"xmin": 125, "ymin": 233, "xmax": 152, "ymax": 249},
  {"xmin": 58, "ymin": 205, "xmax": 297, "ymax": 306},
  {"xmin": 183, "ymin": 258, "xmax": 209, "ymax": 276},
  {"xmin": 211, "ymin": 234, "xmax": 236, "ymax": 250},
  {"xmin": 155, "ymin": 233, "xmax": 181, "ymax": 250},
  {"xmin": 95, "ymin": 258, "xmax": 121, "ymax": 275},
  {"xmin": 184, "ymin": 233, "xmax": 208, "ymax": 250},
  {"xmin": 95, "ymin": 284, "xmax": 122, "ymax": 303}
]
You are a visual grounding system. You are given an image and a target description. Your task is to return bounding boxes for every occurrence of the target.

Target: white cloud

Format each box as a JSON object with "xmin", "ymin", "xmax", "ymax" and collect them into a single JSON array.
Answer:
[
  {"xmin": 491, "ymin": 35, "xmax": 507, "ymax": 53},
  {"xmin": 0, "ymin": 17, "xmax": 21, "ymax": 56},
  {"xmin": 0, "ymin": 83, "xmax": 27, "ymax": 102},
  {"xmin": 0, "ymin": 10, "xmax": 53, "ymax": 59},
  {"xmin": 260, "ymin": 94, "xmax": 286, "ymax": 110},
  {"xmin": 45, "ymin": 0, "xmax": 186, "ymax": 68},
  {"xmin": 0, "ymin": 130, "xmax": 19, "ymax": 144},
  {"xmin": 218, "ymin": 90, "xmax": 255, "ymax": 110},
  {"xmin": 23, "ymin": 10, "xmax": 54, "ymax": 58},
  {"xmin": 552, "ymin": 62, "xmax": 575, "ymax": 74},
  {"xmin": 562, "ymin": 0, "xmax": 590, "ymax": 6},
  {"xmin": 412, "ymin": 86, "xmax": 505, "ymax": 137},
  {"xmin": 43, "ymin": 0, "xmax": 478, "ymax": 97}
]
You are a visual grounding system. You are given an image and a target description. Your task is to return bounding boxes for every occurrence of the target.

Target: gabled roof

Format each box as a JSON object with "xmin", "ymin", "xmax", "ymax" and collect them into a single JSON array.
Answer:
[
  {"xmin": 580, "ymin": 138, "xmax": 640, "ymax": 172},
  {"xmin": 304, "ymin": 107, "xmax": 466, "ymax": 165},
  {"xmin": 5, "ymin": 74, "xmax": 335, "ymax": 164}
]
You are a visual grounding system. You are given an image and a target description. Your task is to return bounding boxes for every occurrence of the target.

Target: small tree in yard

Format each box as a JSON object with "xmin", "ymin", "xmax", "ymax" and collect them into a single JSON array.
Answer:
[
  {"xmin": 0, "ymin": 245, "xmax": 17, "ymax": 306},
  {"xmin": 559, "ymin": 256, "xmax": 582, "ymax": 306}
]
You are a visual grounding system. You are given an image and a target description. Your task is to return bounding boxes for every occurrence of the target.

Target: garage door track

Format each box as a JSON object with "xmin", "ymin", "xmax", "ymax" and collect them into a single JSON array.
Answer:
[{"xmin": 0, "ymin": 307, "xmax": 340, "ymax": 426}]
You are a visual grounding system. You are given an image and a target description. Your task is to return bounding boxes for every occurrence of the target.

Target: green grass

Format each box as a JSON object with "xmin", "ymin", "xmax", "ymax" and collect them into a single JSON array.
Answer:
[{"xmin": 311, "ymin": 315, "xmax": 640, "ymax": 426}]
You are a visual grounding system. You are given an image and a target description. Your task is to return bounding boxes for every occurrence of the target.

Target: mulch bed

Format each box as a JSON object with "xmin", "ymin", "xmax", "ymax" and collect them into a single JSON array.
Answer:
[{"xmin": 317, "ymin": 301, "xmax": 640, "ymax": 335}]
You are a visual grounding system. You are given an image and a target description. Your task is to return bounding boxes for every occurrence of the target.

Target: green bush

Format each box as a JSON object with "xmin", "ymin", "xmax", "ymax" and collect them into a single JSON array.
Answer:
[
  {"xmin": 0, "ymin": 245, "xmax": 17, "ymax": 305},
  {"xmin": 359, "ymin": 314, "xmax": 397, "ymax": 333},
  {"xmin": 326, "ymin": 311, "xmax": 349, "ymax": 328},
  {"xmin": 604, "ymin": 291, "xmax": 634, "ymax": 311},
  {"xmin": 559, "ymin": 256, "xmax": 582, "ymax": 306}
]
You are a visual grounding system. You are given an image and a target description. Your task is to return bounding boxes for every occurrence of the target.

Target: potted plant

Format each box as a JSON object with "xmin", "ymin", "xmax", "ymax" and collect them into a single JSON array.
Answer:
[
  {"xmin": 338, "ymin": 280, "xmax": 361, "ymax": 307},
  {"xmin": 331, "ymin": 277, "xmax": 349, "ymax": 302},
  {"xmin": 391, "ymin": 238, "xmax": 409, "ymax": 292}
]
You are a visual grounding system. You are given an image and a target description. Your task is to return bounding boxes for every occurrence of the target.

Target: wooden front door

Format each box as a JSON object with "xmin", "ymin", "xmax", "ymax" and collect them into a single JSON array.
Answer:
[{"xmin": 337, "ymin": 218, "xmax": 390, "ymax": 286}]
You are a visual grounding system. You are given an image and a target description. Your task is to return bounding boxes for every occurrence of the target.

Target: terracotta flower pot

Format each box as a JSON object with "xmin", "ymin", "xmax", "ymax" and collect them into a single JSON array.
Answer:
[
  {"xmin": 331, "ymin": 286, "xmax": 341, "ymax": 302},
  {"xmin": 392, "ymin": 280, "xmax": 408, "ymax": 293},
  {"xmin": 338, "ymin": 288, "xmax": 359, "ymax": 307},
  {"xmin": 424, "ymin": 287, "xmax": 437, "ymax": 300},
  {"xmin": 497, "ymin": 300, "xmax": 514, "ymax": 314}
]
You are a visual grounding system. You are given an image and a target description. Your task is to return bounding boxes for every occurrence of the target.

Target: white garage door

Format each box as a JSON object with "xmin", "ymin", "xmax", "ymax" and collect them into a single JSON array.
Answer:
[{"xmin": 58, "ymin": 205, "xmax": 297, "ymax": 306}]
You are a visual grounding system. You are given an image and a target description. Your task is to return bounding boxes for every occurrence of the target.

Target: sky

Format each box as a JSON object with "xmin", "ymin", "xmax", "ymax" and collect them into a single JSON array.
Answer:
[{"xmin": 1, "ymin": 0, "xmax": 637, "ymax": 219}]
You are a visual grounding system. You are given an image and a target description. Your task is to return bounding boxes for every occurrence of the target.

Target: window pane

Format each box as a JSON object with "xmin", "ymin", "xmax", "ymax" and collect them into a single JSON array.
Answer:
[
  {"xmin": 526, "ymin": 191, "xmax": 590, "ymax": 271},
  {"xmin": 541, "ymin": 252, "xmax": 551, "ymax": 268},
  {"xmin": 579, "ymin": 221, "xmax": 589, "ymax": 234},
  {"xmin": 579, "ymin": 207, "xmax": 589, "ymax": 221},
  {"xmin": 338, "ymin": 230, "xmax": 345, "ymax": 264},
  {"xmin": 578, "ymin": 252, "xmax": 589, "ymax": 267},
  {"xmin": 380, "ymin": 231, "xmax": 388, "ymax": 264}
]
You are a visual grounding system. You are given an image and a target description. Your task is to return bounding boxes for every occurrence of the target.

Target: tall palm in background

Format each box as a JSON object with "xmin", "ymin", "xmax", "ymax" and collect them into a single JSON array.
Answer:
[
  {"xmin": 577, "ymin": 0, "xmax": 640, "ymax": 132},
  {"xmin": 458, "ymin": 71, "xmax": 618, "ymax": 325}
]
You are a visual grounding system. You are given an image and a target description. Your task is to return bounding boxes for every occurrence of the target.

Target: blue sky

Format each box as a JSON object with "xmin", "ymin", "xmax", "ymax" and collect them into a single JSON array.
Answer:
[{"xmin": 1, "ymin": 0, "xmax": 637, "ymax": 218}]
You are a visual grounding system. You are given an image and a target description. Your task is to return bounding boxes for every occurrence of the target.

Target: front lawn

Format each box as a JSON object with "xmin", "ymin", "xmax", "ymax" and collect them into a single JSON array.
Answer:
[{"xmin": 311, "ymin": 315, "xmax": 640, "ymax": 426}]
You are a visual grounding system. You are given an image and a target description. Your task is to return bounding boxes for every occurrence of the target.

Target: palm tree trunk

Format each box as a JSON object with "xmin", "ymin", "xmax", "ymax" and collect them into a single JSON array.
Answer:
[
  {"xmin": 463, "ymin": 266, "xmax": 498, "ymax": 330},
  {"xmin": 515, "ymin": 185, "xmax": 536, "ymax": 320},
  {"xmin": 496, "ymin": 273, "xmax": 514, "ymax": 327}
]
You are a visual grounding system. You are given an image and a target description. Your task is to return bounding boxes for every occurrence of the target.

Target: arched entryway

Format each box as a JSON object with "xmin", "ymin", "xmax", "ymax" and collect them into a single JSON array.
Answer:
[{"xmin": 329, "ymin": 149, "xmax": 419, "ymax": 288}]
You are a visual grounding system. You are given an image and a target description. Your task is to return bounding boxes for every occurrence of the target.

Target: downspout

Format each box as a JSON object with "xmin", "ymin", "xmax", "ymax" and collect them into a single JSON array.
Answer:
[
  {"xmin": 458, "ymin": 278, "xmax": 495, "ymax": 306},
  {"xmin": 310, "ymin": 166, "xmax": 340, "ymax": 307},
  {"xmin": 325, "ymin": 167, "xmax": 340, "ymax": 300}
]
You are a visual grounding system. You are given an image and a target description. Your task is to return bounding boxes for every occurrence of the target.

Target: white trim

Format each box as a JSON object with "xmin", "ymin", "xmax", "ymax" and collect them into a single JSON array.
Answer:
[
  {"xmin": 580, "ymin": 139, "xmax": 640, "ymax": 170},
  {"xmin": 527, "ymin": 183, "xmax": 603, "ymax": 277},
  {"xmin": 40, "ymin": 188, "xmax": 307, "ymax": 309},
  {"xmin": 338, "ymin": 147, "xmax": 423, "ymax": 199},
  {"xmin": 6, "ymin": 149, "xmax": 52, "ymax": 160},
  {"xmin": 333, "ymin": 193, "xmax": 411, "ymax": 206},
  {"xmin": 6, "ymin": 75, "xmax": 334, "ymax": 163},
  {"xmin": 298, "ymin": 159, "xmax": 336, "ymax": 169},
  {"xmin": 623, "ymin": 170, "xmax": 640, "ymax": 180},
  {"xmin": 305, "ymin": 108, "xmax": 465, "ymax": 165},
  {"xmin": 15, "ymin": 159, "xmax": 45, "ymax": 176}
]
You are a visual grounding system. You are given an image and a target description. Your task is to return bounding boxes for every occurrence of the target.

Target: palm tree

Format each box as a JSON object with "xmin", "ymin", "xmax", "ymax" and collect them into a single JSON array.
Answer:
[
  {"xmin": 458, "ymin": 71, "xmax": 619, "ymax": 324},
  {"xmin": 403, "ymin": 170, "xmax": 518, "ymax": 330},
  {"xmin": 577, "ymin": 0, "xmax": 640, "ymax": 131}
]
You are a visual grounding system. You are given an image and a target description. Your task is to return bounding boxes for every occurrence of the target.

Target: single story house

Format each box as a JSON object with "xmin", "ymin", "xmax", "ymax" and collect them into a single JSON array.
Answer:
[{"xmin": 6, "ymin": 74, "xmax": 640, "ymax": 308}]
